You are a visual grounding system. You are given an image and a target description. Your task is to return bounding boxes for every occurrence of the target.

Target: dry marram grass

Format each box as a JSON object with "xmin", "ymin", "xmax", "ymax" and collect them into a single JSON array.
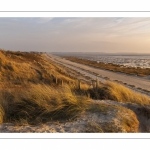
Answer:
[{"xmin": 0, "ymin": 49, "xmax": 149, "ymax": 132}]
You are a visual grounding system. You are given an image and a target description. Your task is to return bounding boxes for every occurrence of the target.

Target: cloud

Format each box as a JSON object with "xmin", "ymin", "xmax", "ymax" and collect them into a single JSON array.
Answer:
[
  {"xmin": 0, "ymin": 17, "xmax": 150, "ymax": 53},
  {"xmin": 35, "ymin": 17, "xmax": 54, "ymax": 24}
]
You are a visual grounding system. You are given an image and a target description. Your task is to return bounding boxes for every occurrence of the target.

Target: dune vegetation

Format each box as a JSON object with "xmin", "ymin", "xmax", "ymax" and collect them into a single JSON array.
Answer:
[
  {"xmin": 0, "ymin": 83, "xmax": 92, "ymax": 125},
  {"xmin": 0, "ymin": 49, "xmax": 150, "ymax": 132},
  {"xmin": 86, "ymin": 81, "xmax": 150, "ymax": 106},
  {"xmin": 0, "ymin": 49, "xmax": 85, "ymax": 124}
]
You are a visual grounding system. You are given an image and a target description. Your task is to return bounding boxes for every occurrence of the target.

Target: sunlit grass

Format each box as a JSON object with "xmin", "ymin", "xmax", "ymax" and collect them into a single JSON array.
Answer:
[
  {"xmin": 0, "ymin": 83, "xmax": 91, "ymax": 124},
  {"xmin": 86, "ymin": 81, "xmax": 150, "ymax": 106},
  {"xmin": 0, "ymin": 49, "xmax": 149, "ymax": 132},
  {"xmin": 104, "ymin": 81, "xmax": 150, "ymax": 105}
]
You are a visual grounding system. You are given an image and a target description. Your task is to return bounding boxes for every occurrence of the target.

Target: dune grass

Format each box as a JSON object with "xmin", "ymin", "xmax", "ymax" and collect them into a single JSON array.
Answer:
[
  {"xmin": 0, "ymin": 105, "xmax": 4, "ymax": 124},
  {"xmin": 87, "ymin": 81, "xmax": 150, "ymax": 106},
  {"xmin": 0, "ymin": 49, "xmax": 149, "ymax": 130},
  {"xmin": 0, "ymin": 49, "xmax": 75, "ymax": 85},
  {"xmin": 105, "ymin": 82, "xmax": 150, "ymax": 105},
  {"xmin": 0, "ymin": 83, "xmax": 91, "ymax": 125},
  {"xmin": 0, "ymin": 49, "xmax": 87, "ymax": 125}
]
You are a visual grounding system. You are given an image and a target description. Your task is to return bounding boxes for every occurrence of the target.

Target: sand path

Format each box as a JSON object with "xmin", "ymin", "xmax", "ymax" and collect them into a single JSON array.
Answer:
[{"xmin": 46, "ymin": 54, "xmax": 150, "ymax": 95}]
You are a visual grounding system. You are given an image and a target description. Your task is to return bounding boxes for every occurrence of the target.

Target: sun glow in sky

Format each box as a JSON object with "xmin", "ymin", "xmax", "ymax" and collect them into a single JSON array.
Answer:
[{"xmin": 0, "ymin": 17, "xmax": 150, "ymax": 53}]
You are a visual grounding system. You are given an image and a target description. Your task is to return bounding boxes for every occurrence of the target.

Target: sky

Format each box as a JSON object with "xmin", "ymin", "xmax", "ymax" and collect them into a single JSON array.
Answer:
[{"xmin": 0, "ymin": 17, "xmax": 150, "ymax": 53}]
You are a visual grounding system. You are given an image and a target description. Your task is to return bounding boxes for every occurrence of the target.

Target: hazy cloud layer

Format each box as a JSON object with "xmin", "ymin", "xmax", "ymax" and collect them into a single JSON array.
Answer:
[{"xmin": 0, "ymin": 17, "xmax": 150, "ymax": 53}]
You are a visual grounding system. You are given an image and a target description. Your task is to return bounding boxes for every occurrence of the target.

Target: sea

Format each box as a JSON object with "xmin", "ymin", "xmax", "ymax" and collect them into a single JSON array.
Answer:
[{"xmin": 52, "ymin": 52, "xmax": 150, "ymax": 69}]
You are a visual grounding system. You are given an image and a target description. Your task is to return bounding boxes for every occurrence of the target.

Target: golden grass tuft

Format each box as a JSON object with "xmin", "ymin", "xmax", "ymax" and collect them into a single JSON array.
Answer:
[
  {"xmin": 105, "ymin": 82, "xmax": 150, "ymax": 105},
  {"xmin": 87, "ymin": 81, "xmax": 150, "ymax": 106},
  {"xmin": 0, "ymin": 105, "xmax": 4, "ymax": 123},
  {"xmin": 115, "ymin": 105, "xmax": 139, "ymax": 132},
  {"xmin": 0, "ymin": 83, "xmax": 91, "ymax": 124}
]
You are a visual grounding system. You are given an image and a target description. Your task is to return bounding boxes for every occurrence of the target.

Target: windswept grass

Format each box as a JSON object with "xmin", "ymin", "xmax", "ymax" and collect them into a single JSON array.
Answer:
[
  {"xmin": 0, "ymin": 49, "xmax": 149, "ymax": 132},
  {"xmin": 0, "ymin": 49, "xmax": 88, "ymax": 125},
  {"xmin": 0, "ymin": 105, "xmax": 4, "ymax": 123},
  {"xmin": 105, "ymin": 82, "xmax": 150, "ymax": 105},
  {"xmin": 0, "ymin": 49, "xmax": 74, "ymax": 85},
  {"xmin": 0, "ymin": 83, "xmax": 91, "ymax": 125},
  {"xmin": 87, "ymin": 81, "xmax": 150, "ymax": 106}
]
